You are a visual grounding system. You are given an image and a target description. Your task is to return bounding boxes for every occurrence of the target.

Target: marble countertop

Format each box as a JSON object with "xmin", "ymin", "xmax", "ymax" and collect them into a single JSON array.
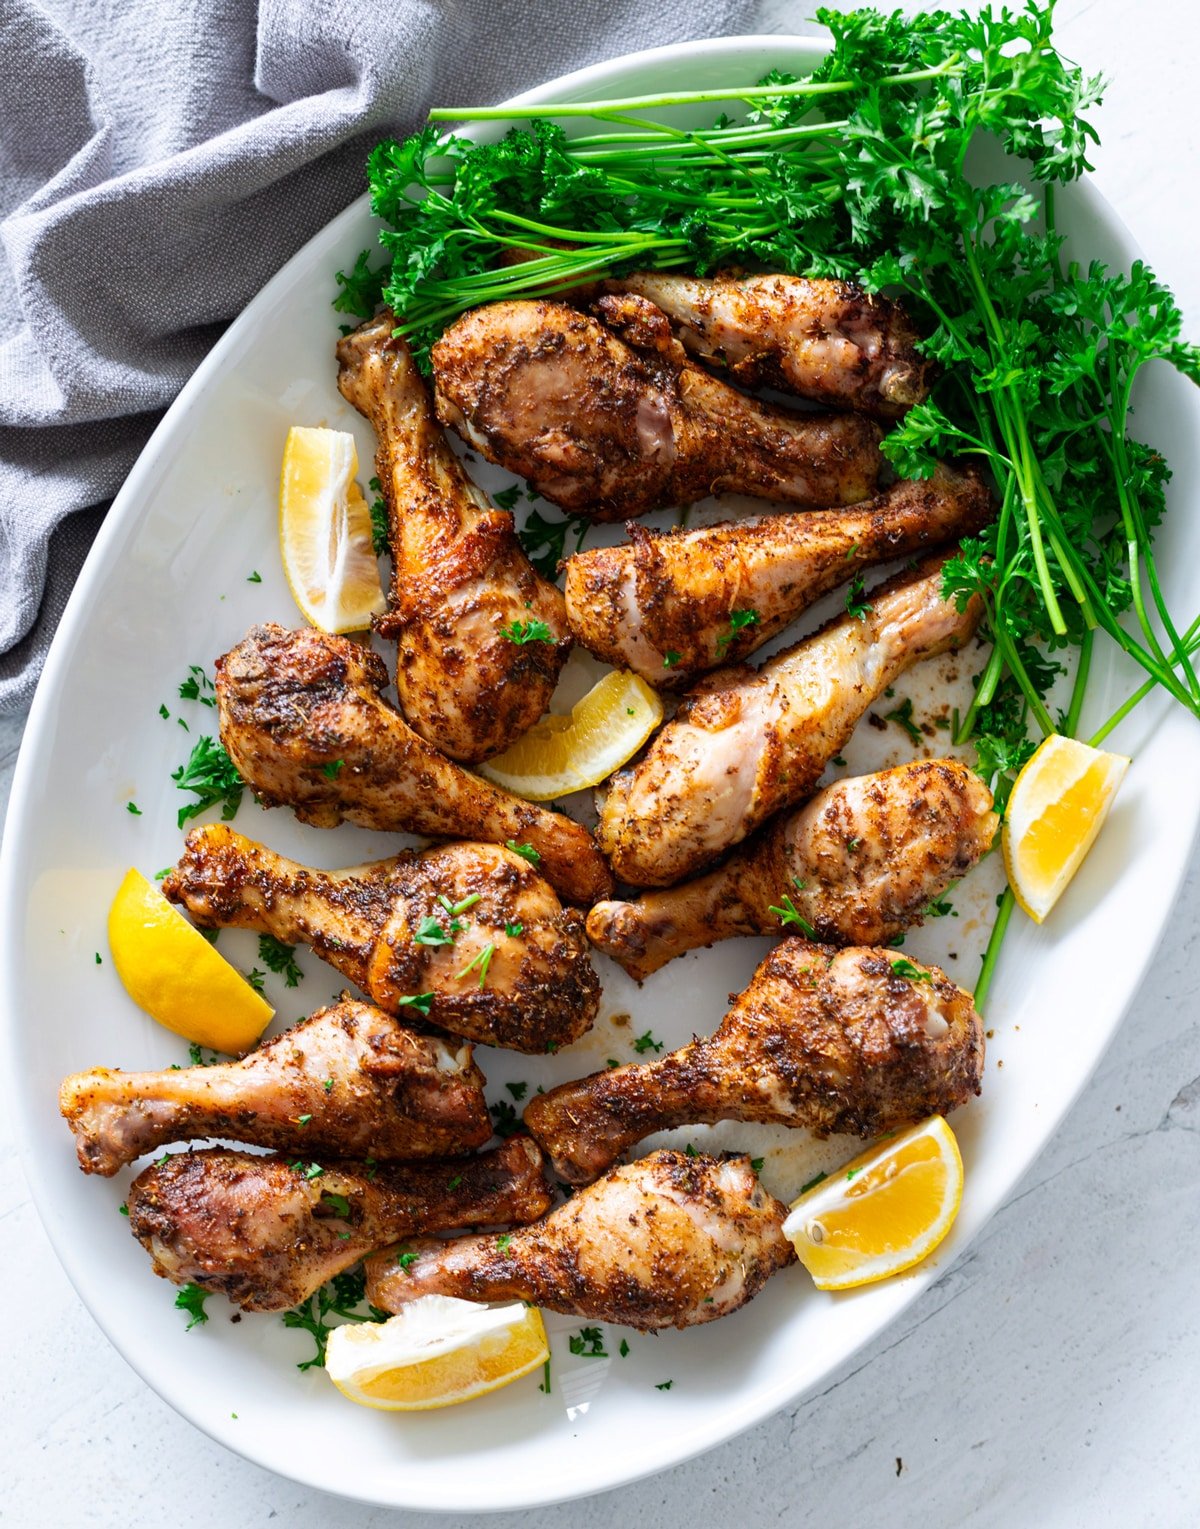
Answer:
[{"xmin": 3, "ymin": 1, "xmax": 1198, "ymax": 1523}]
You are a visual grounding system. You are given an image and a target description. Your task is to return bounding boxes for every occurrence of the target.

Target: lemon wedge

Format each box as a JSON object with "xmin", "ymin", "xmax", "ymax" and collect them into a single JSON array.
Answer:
[
  {"xmin": 1002, "ymin": 733, "xmax": 1130, "ymax": 924},
  {"xmin": 324, "ymin": 1297, "xmax": 548, "ymax": 1411},
  {"xmin": 783, "ymin": 1116, "xmax": 963, "ymax": 1291},
  {"xmin": 478, "ymin": 670, "xmax": 663, "ymax": 800},
  {"xmin": 279, "ymin": 426, "xmax": 386, "ymax": 632},
  {"xmin": 108, "ymin": 868, "xmax": 273, "ymax": 1054}
]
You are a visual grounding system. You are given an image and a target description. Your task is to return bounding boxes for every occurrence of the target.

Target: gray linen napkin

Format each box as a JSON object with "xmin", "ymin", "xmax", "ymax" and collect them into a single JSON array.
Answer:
[{"xmin": 0, "ymin": 0, "xmax": 759, "ymax": 713}]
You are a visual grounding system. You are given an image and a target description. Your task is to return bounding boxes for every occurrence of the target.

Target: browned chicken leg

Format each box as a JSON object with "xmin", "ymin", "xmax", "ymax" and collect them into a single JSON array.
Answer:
[
  {"xmin": 587, "ymin": 760, "xmax": 997, "ymax": 979},
  {"xmin": 215, "ymin": 623, "xmax": 613, "ymax": 906},
  {"xmin": 606, "ymin": 272, "xmax": 929, "ymax": 418},
  {"xmin": 366, "ymin": 1149, "xmax": 795, "ymax": 1330},
  {"xmin": 596, "ymin": 551, "xmax": 983, "ymax": 886},
  {"xmin": 59, "ymin": 999, "xmax": 489, "ymax": 1176},
  {"xmin": 431, "ymin": 297, "xmax": 884, "ymax": 521},
  {"xmin": 523, "ymin": 939, "xmax": 984, "ymax": 1184},
  {"xmin": 127, "ymin": 1137, "xmax": 552, "ymax": 1312},
  {"xmin": 565, "ymin": 464, "xmax": 991, "ymax": 685},
  {"xmin": 336, "ymin": 313, "xmax": 570, "ymax": 763},
  {"xmin": 164, "ymin": 826, "xmax": 601, "ymax": 1054}
]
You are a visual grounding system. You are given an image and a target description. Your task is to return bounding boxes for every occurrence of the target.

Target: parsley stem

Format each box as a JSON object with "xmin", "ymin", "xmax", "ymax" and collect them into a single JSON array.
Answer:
[
  {"xmin": 973, "ymin": 887, "xmax": 1015, "ymax": 1012},
  {"xmin": 1062, "ymin": 628, "xmax": 1093, "ymax": 740},
  {"xmin": 427, "ymin": 60, "xmax": 963, "ymax": 120}
]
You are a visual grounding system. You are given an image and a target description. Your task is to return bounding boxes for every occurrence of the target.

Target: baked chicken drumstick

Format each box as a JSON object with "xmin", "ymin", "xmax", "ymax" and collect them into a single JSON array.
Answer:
[
  {"xmin": 596, "ymin": 550, "xmax": 982, "ymax": 886},
  {"xmin": 336, "ymin": 313, "xmax": 570, "ymax": 763},
  {"xmin": 523, "ymin": 939, "xmax": 984, "ymax": 1185},
  {"xmin": 431, "ymin": 296, "xmax": 884, "ymax": 521},
  {"xmin": 60, "ymin": 999, "xmax": 489, "ymax": 1176},
  {"xmin": 366, "ymin": 1148, "xmax": 795, "ymax": 1330},
  {"xmin": 164, "ymin": 826, "xmax": 601, "ymax": 1053},
  {"xmin": 215, "ymin": 622, "xmax": 613, "ymax": 906},
  {"xmin": 587, "ymin": 760, "xmax": 997, "ymax": 980},
  {"xmin": 606, "ymin": 272, "xmax": 929, "ymax": 418},
  {"xmin": 127, "ymin": 1136, "xmax": 551, "ymax": 1312},
  {"xmin": 565, "ymin": 463, "xmax": 991, "ymax": 685}
]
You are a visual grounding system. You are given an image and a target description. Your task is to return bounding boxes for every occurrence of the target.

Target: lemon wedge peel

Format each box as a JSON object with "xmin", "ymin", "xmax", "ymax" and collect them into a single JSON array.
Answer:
[
  {"xmin": 1002, "ymin": 733, "xmax": 1130, "ymax": 925},
  {"xmin": 279, "ymin": 426, "xmax": 386, "ymax": 633},
  {"xmin": 478, "ymin": 670, "xmax": 664, "ymax": 801},
  {"xmin": 324, "ymin": 1297, "xmax": 548, "ymax": 1411},
  {"xmin": 107, "ymin": 868, "xmax": 273, "ymax": 1054},
  {"xmin": 783, "ymin": 1115, "xmax": 963, "ymax": 1292}
]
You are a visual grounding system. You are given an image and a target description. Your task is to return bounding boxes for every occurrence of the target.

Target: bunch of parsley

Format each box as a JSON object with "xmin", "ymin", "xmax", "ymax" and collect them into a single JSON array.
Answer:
[{"xmin": 337, "ymin": 3, "xmax": 1199, "ymax": 1001}]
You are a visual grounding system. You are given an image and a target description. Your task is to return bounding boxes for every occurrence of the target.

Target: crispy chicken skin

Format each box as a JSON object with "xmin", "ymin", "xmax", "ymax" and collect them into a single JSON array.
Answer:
[
  {"xmin": 336, "ymin": 313, "xmax": 570, "ymax": 763},
  {"xmin": 59, "ymin": 999, "xmax": 489, "ymax": 1176},
  {"xmin": 164, "ymin": 827, "xmax": 601, "ymax": 1054},
  {"xmin": 366, "ymin": 1148, "xmax": 795, "ymax": 1330},
  {"xmin": 215, "ymin": 623, "xmax": 613, "ymax": 906},
  {"xmin": 431, "ymin": 297, "xmax": 884, "ymax": 521},
  {"xmin": 607, "ymin": 272, "xmax": 929, "ymax": 418},
  {"xmin": 596, "ymin": 551, "xmax": 983, "ymax": 886},
  {"xmin": 127, "ymin": 1137, "xmax": 552, "ymax": 1312},
  {"xmin": 587, "ymin": 760, "xmax": 997, "ymax": 979},
  {"xmin": 524, "ymin": 939, "xmax": 985, "ymax": 1184},
  {"xmin": 564, "ymin": 464, "xmax": 992, "ymax": 685}
]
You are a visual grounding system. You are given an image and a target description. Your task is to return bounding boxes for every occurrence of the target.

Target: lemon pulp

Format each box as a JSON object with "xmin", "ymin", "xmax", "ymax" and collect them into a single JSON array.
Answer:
[
  {"xmin": 478, "ymin": 670, "xmax": 663, "ymax": 801},
  {"xmin": 783, "ymin": 1116, "xmax": 963, "ymax": 1291},
  {"xmin": 279, "ymin": 425, "xmax": 386, "ymax": 633},
  {"xmin": 324, "ymin": 1297, "xmax": 548, "ymax": 1411}
]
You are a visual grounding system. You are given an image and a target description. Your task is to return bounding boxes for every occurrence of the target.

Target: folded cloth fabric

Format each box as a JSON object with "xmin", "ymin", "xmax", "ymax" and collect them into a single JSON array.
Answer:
[{"xmin": 0, "ymin": 0, "xmax": 758, "ymax": 714}]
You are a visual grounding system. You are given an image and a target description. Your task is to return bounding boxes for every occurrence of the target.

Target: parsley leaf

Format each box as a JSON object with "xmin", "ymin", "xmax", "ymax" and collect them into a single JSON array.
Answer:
[
  {"xmin": 172, "ymin": 736, "xmax": 244, "ymax": 827},
  {"xmin": 568, "ymin": 1326, "xmax": 608, "ymax": 1358},
  {"xmin": 500, "ymin": 619, "xmax": 555, "ymax": 645},
  {"xmin": 175, "ymin": 1283, "xmax": 210, "ymax": 1330},
  {"xmin": 258, "ymin": 935, "xmax": 304, "ymax": 988}
]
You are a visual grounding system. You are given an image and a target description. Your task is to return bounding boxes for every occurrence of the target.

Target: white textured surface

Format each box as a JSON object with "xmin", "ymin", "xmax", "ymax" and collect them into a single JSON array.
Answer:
[{"xmin": 3, "ymin": 1, "xmax": 1198, "ymax": 1522}]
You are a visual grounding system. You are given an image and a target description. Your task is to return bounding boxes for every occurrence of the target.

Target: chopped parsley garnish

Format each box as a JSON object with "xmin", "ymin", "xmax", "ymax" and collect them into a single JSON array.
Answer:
[
  {"xmin": 178, "ymin": 665, "xmax": 216, "ymax": 707},
  {"xmin": 439, "ymin": 892, "xmax": 481, "ymax": 917},
  {"xmin": 655, "ymin": 1380, "xmax": 674, "ymax": 1391},
  {"xmin": 125, "ymin": 801, "xmax": 142, "ymax": 815},
  {"xmin": 497, "ymin": 1233, "xmax": 513, "ymax": 1252},
  {"xmin": 257, "ymin": 934, "xmax": 304, "ymax": 987},
  {"xmin": 175, "ymin": 1283, "xmax": 210, "ymax": 1330},
  {"xmin": 158, "ymin": 703, "xmax": 169, "ymax": 720},
  {"xmin": 844, "ymin": 573, "xmax": 872, "ymax": 621},
  {"xmin": 767, "ymin": 894, "xmax": 815, "ymax": 937},
  {"xmin": 632, "ymin": 1029, "xmax": 663, "ymax": 1055},
  {"xmin": 750, "ymin": 1157, "xmax": 765, "ymax": 1173},
  {"xmin": 397, "ymin": 991, "xmax": 434, "ymax": 1014},
  {"xmin": 516, "ymin": 506, "xmax": 590, "ymax": 580},
  {"xmin": 684, "ymin": 1143, "xmax": 698, "ymax": 1158},
  {"xmin": 505, "ymin": 921, "xmax": 524, "ymax": 938},
  {"xmin": 187, "ymin": 1042, "xmax": 220, "ymax": 1066},
  {"xmin": 322, "ymin": 759, "xmax": 344, "ymax": 779},
  {"xmin": 295, "ymin": 1113, "xmax": 312, "ymax": 1126},
  {"xmin": 244, "ymin": 967, "xmax": 266, "ymax": 993},
  {"xmin": 715, "ymin": 608, "xmax": 760, "ymax": 655},
  {"xmin": 662, "ymin": 650, "xmax": 681, "ymax": 669},
  {"xmin": 884, "ymin": 697, "xmax": 922, "ymax": 748},
  {"xmin": 414, "ymin": 915, "xmax": 458, "ymax": 947},
  {"xmin": 488, "ymin": 1098, "xmax": 520, "ymax": 1138},
  {"xmin": 323, "ymin": 1077, "xmax": 334, "ymax": 1093},
  {"xmin": 281, "ymin": 1267, "xmax": 388, "ymax": 1369},
  {"xmin": 447, "ymin": 1173, "xmax": 463, "ymax": 1190},
  {"xmin": 321, "ymin": 1192, "xmax": 352, "ymax": 1218},
  {"xmin": 396, "ymin": 1250, "xmax": 420, "ymax": 1270},
  {"xmin": 799, "ymin": 1170, "xmax": 828, "ymax": 1195},
  {"xmin": 568, "ymin": 1326, "xmax": 608, "ymax": 1358},
  {"xmin": 505, "ymin": 1080, "xmax": 528, "ymax": 1101},
  {"xmin": 500, "ymin": 618, "xmax": 555, "ymax": 645},
  {"xmin": 619, "ymin": 1339, "xmax": 630, "ymax": 1358},
  {"xmin": 367, "ymin": 476, "xmax": 389, "ymax": 556},
  {"xmin": 247, "ymin": 570, "xmax": 262, "ymax": 583},
  {"xmin": 94, "ymin": 952, "xmax": 102, "ymax": 965},
  {"xmin": 890, "ymin": 958, "xmax": 934, "ymax": 985},
  {"xmin": 303, "ymin": 1163, "xmax": 324, "ymax": 1180},
  {"xmin": 492, "ymin": 483, "xmax": 523, "ymax": 512},
  {"xmin": 456, "ymin": 941, "xmax": 496, "ymax": 988},
  {"xmin": 172, "ymin": 735, "xmax": 244, "ymax": 827},
  {"xmin": 505, "ymin": 841, "xmax": 541, "ymax": 864},
  {"xmin": 538, "ymin": 1358, "xmax": 552, "ymax": 1393},
  {"xmin": 118, "ymin": 1202, "xmax": 129, "ymax": 1216},
  {"xmin": 925, "ymin": 896, "xmax": 955, "ymax": 918}
]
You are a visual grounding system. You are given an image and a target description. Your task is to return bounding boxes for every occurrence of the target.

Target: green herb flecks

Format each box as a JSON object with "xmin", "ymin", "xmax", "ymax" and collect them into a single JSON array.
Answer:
[
  {"xmin": 715, "ymin": 608, "xmax": 760, "ymax": 655},
  {"xmin": 367, "ymin": 476, "xmax": 390, "ymax": 556},
  {"xmin": 568, "ymin": 1326, "xmax": 608, "ymax": 1358},
  {"xmin": 632, "ymin": 1029, "xmax": 663, "ymax": 1055},
  {"xmin": 767, "ymin": 894, "xmax": 815, "ymax": 938},
  {"xmin": 884, "ymin": 697, "xmax": 922, "ymax": 748},
  {"xmin": 175, "ymin": 1283, "xmax": 210, "ymax": 1330},
  {"xmin": 281, "ymin": 1267, "xmax": 388, "ymax": 1370},
  {"xmin": 890, "ymin": 958, "xmax": 934, "ymax": 985},
  {"xmin": 844, "ymin": 573, "xmax": 872, "ymax": 621},
  {"xmin": 258, "ymin": 935, "xmax": 304, "ymax": 987},
  {"xmin": 505, "ymin": 841, "xmax": 541, "ymax": 865},
  {"xmin": 172, "ymin": 735, "xmax": 244, "ymax": 827},
  {"xmin": 516, "ymin": 506, "xmax": 590, "ymax": 580},
  {"xmin": 500, "ymin": 618, "xmax": 555, "ymax": 645},
  {"xmin": 456, "ymin": 941, "xmax": 496, "ymax": 988}
]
